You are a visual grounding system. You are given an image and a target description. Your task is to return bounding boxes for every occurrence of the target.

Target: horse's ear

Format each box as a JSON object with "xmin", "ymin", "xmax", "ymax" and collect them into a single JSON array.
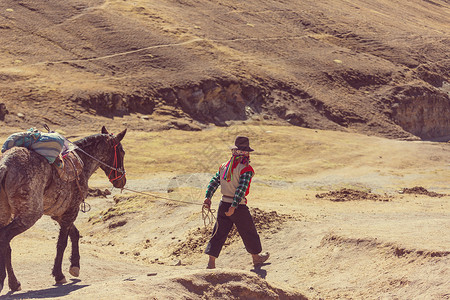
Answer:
[
  {"xmin": 116, "ymin": 128, "xmax": 127, "ymax": 142},
  {"xmin": 101, "ymin": 126, "xmax": 109, "ymax": 134}
]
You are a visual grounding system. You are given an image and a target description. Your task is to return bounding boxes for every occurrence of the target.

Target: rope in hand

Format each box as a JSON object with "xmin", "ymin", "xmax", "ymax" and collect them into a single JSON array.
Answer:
[
  {"xmin": 118, "ymin": 186, "xmax": 218, "ymax": 229},
  {"xmin": 202, "ymin": 204, "xmax": 218, "ymax": 238}
]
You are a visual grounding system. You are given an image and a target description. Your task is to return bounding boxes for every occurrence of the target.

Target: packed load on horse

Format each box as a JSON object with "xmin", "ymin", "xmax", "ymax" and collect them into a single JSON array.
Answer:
[
  {"xmin": 1, "ymin": 127, "xmax": 75, "ymax": 165},
  {"xmin": 1, "ymin": 127, "xmax": 82, "ymax": 181}
]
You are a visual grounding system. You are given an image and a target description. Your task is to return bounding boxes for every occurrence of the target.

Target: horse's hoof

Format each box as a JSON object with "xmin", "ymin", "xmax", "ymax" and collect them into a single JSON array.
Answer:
[
  {"xmin": 69, "ymin": 266, "xmax": 80, "ymax": 277},
  {"xmin": 55, "ymin": 277, "xmax": 67, "ymax": 285},
  {"xmin": 9, "ymin": 281, "xmax": 21, "ymax": 292}
]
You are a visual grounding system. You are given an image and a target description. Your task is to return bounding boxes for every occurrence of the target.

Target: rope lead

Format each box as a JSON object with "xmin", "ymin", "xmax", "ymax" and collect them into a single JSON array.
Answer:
[{"xmin": 119, "ymin": 187, "xmax": 217, "ymax": 229}]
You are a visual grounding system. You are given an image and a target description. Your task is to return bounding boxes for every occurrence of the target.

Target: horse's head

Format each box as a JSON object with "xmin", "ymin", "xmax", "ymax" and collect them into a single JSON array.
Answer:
[{"xmin": 100, "ymin": 126, "xmax": 127, "ymax": 188}]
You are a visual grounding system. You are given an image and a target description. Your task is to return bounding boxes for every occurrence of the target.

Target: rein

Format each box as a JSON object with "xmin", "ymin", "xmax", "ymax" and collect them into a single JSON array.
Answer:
[
  {"xmin": 72, "ymin": 135, "xmax": 216, "ymax": 232},
  {"xmin": 120, "ymin": 186, "xmax": 217, "ymax": 229}
]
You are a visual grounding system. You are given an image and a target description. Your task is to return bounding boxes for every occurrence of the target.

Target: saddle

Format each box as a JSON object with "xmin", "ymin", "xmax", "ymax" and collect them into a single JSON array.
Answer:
[{"xmin": 54, "ymin": 151, "xmax": 84, "ymax": 182}]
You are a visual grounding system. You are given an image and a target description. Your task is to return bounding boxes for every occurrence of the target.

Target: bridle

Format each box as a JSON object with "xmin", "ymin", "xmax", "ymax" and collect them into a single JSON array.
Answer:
[
  {"xmin": 75, "ymin": 142, "xmax": 126, "ymax": 184},
  {"xmin": 72, "ymin": 138, "xmax": 126, "ymax": 213},
  {"xmin": 107, "ymin": 143, "xmax": 126, "ymax": 184}
]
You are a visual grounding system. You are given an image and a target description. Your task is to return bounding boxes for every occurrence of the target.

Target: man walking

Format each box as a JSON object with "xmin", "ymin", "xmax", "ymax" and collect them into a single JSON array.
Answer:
[{"xmin": 203, "ymin": 136, "xmax": 269, "ymax": 269}]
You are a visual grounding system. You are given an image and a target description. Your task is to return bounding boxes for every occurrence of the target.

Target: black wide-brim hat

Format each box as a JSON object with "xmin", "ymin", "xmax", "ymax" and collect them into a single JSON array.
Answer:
[{"xmin": 230, "ymin": 136, "xmax": 254, "ymax": 152}]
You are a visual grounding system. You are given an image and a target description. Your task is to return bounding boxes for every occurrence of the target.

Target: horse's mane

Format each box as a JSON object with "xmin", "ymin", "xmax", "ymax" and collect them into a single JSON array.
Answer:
[{"xmin": 74, "ymin": 133, "xmax": 106, "ymax": 148}]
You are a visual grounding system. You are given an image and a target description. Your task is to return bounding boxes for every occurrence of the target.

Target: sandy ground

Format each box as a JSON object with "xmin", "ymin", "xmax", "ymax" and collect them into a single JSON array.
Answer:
[{"xmin": 0, "ymin": 129, "xmax": 449, "ymax": 300}]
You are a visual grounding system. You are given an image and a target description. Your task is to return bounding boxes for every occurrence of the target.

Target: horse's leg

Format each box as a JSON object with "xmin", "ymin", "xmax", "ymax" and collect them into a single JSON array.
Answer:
[
  {"xmin": 51, "ymin": 222, "xmax": 70, "ymax": 284},
  {"xmin": 52, "ymin": 206, "xmax": 79, "ymax": 284},
  {"xmin": 0, "ymin": 215, "xmax": 20, "ymax": 291},
  {"xmin": 0, "ymin": 187, "xmax": 15, "ymax": 293},
  {"xmin": 0, "ymin": 216, "xmax": 40, "ymax": 292},
  {"xmin": 6, "ymin": 245, "xmax": 21, "ymax": 291},
  {"xmin": 68, "ymin": 225, "xmax": 80, "ymax": 277}
]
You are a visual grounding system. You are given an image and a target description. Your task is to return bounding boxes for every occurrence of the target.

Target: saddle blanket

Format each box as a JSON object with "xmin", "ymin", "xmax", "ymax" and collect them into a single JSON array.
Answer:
[{"xmin": 56, "ymin": 151, "xmax": 84, "ymax": 182}]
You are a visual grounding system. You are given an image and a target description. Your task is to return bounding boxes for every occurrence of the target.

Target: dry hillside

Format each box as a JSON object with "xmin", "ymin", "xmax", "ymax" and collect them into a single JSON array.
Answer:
[{"xmin": 0, "ymin": 0, "xmax": 449, "ymax": 140}]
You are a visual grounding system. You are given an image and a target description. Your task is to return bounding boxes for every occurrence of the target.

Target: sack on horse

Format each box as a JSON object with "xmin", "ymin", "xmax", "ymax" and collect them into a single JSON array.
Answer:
[
  {"xmin": 2, "ymin": 128, "xmax": 65, "ymax": 164},
  {"xmin": 1, "ymin": 128, "xmax": 83, "ymax": 181}
]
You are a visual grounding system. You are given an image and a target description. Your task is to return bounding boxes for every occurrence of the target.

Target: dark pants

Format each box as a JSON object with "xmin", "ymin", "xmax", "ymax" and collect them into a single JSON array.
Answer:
[{"xmin": 205, "ymin": 201, "xmax": 262, "ymax": 258}]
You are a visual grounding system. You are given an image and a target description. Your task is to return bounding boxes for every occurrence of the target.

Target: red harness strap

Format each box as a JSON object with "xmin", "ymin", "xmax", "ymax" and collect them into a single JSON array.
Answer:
[{"xmin": 108, "ymin": 144, "xmax": 125, "ymax": 183}]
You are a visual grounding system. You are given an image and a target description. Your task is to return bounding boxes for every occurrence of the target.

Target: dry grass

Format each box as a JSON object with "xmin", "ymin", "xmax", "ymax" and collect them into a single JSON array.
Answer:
[{"xmin": 117, "ymin": 123, "xmax": 449, "ymax": 189}]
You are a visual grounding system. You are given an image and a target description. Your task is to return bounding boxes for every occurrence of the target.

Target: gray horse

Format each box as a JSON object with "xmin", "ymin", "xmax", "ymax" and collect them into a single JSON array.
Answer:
[{"xmin": 0, "ymin": 126, "xmax": 127, "ymax": 293}]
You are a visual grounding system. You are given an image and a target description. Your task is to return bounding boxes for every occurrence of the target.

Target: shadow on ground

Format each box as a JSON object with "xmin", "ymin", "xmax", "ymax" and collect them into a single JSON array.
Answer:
[{"xmin": 0, "ymin": 279, "xmax": 88, "ymax": 299}]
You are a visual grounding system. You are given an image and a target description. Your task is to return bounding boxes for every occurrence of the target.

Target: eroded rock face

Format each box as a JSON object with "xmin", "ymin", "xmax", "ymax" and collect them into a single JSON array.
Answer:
[
  {"xmin": 391, "ymin": 86, "xmax": 450, "ymax": 141},
  {"xmin": 72, "ymin": 92, "xmax": 156, "ymax": 116},
  {"xmin": 67, "ymin": 79, "xmax": 449, "ymax": 141},
  {"xmin": 168, "ymin": 80, "xmax": 450, "ymax": 141},
  {"xmin": 69, "ymin": 81, "xmax": 266, "ymax": 125},
  {"xmin": 170, "ymin": 80, "xmax": 265, "ymax": 125}
]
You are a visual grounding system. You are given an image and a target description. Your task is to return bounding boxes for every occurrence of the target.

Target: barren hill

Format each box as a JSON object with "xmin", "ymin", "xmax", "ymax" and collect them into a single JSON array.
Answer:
[{"xmin": 0, "ymin": 0, "xmax": 449, "ymax": 140}]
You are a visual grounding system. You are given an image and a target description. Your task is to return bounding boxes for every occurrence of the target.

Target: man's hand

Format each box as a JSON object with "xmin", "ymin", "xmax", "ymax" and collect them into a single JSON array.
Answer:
[
  {"xmin": 225, "ymin": 206, "xmax": 236, "ymax": 216},
  {"xmin": 203, "ymin": 198, "xmax": 211, "ymax": 209}
]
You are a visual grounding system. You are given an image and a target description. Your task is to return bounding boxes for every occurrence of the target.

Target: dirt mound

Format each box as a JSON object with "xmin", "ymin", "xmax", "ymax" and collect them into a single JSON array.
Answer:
[
  {"xmin": 171, "ymin": 226, "xmax": 211, "ymax": 258},
  {"xmin": 313, "ymin": 233, "xmax": 450, "ymax": 298},
  {"xmin": 171, "ymin": 208, "xmax": 294, "ymax": 259},
  {"xmin": 321, "ymin": 234, "xmax": 450, "ymax": 259},
  {"xmin": 165, "ymin": 270, "xmax": 307, "ymax": 300},
  {"xmin": 400, "ymin": 186, "xmax": 447, "ymax": 197},
  {"xmin": 315, "ymin": 188, "xmax": 392, "ymax": 202}
]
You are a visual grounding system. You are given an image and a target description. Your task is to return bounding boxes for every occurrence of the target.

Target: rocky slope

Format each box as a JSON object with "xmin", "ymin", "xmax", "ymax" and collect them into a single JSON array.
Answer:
[{"xmin": 0, "ymin": 0, "xmax": 449, "ymax": 140}]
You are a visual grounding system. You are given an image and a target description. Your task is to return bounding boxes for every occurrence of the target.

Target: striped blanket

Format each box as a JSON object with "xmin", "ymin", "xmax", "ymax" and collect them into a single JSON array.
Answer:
[{"xmin": 2, "ymin": 128, "xmax": 66, "ymax": 164}]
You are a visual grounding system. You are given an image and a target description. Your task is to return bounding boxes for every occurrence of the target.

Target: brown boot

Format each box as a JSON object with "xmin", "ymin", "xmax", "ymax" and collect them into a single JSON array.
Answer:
[
  {"xmin": 252, "ymin": 252, "xmax": 270, "ymax": 267},
  {"xmin": 206, "ymin": 255, "xmax": 216, "ymax": 269}
]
